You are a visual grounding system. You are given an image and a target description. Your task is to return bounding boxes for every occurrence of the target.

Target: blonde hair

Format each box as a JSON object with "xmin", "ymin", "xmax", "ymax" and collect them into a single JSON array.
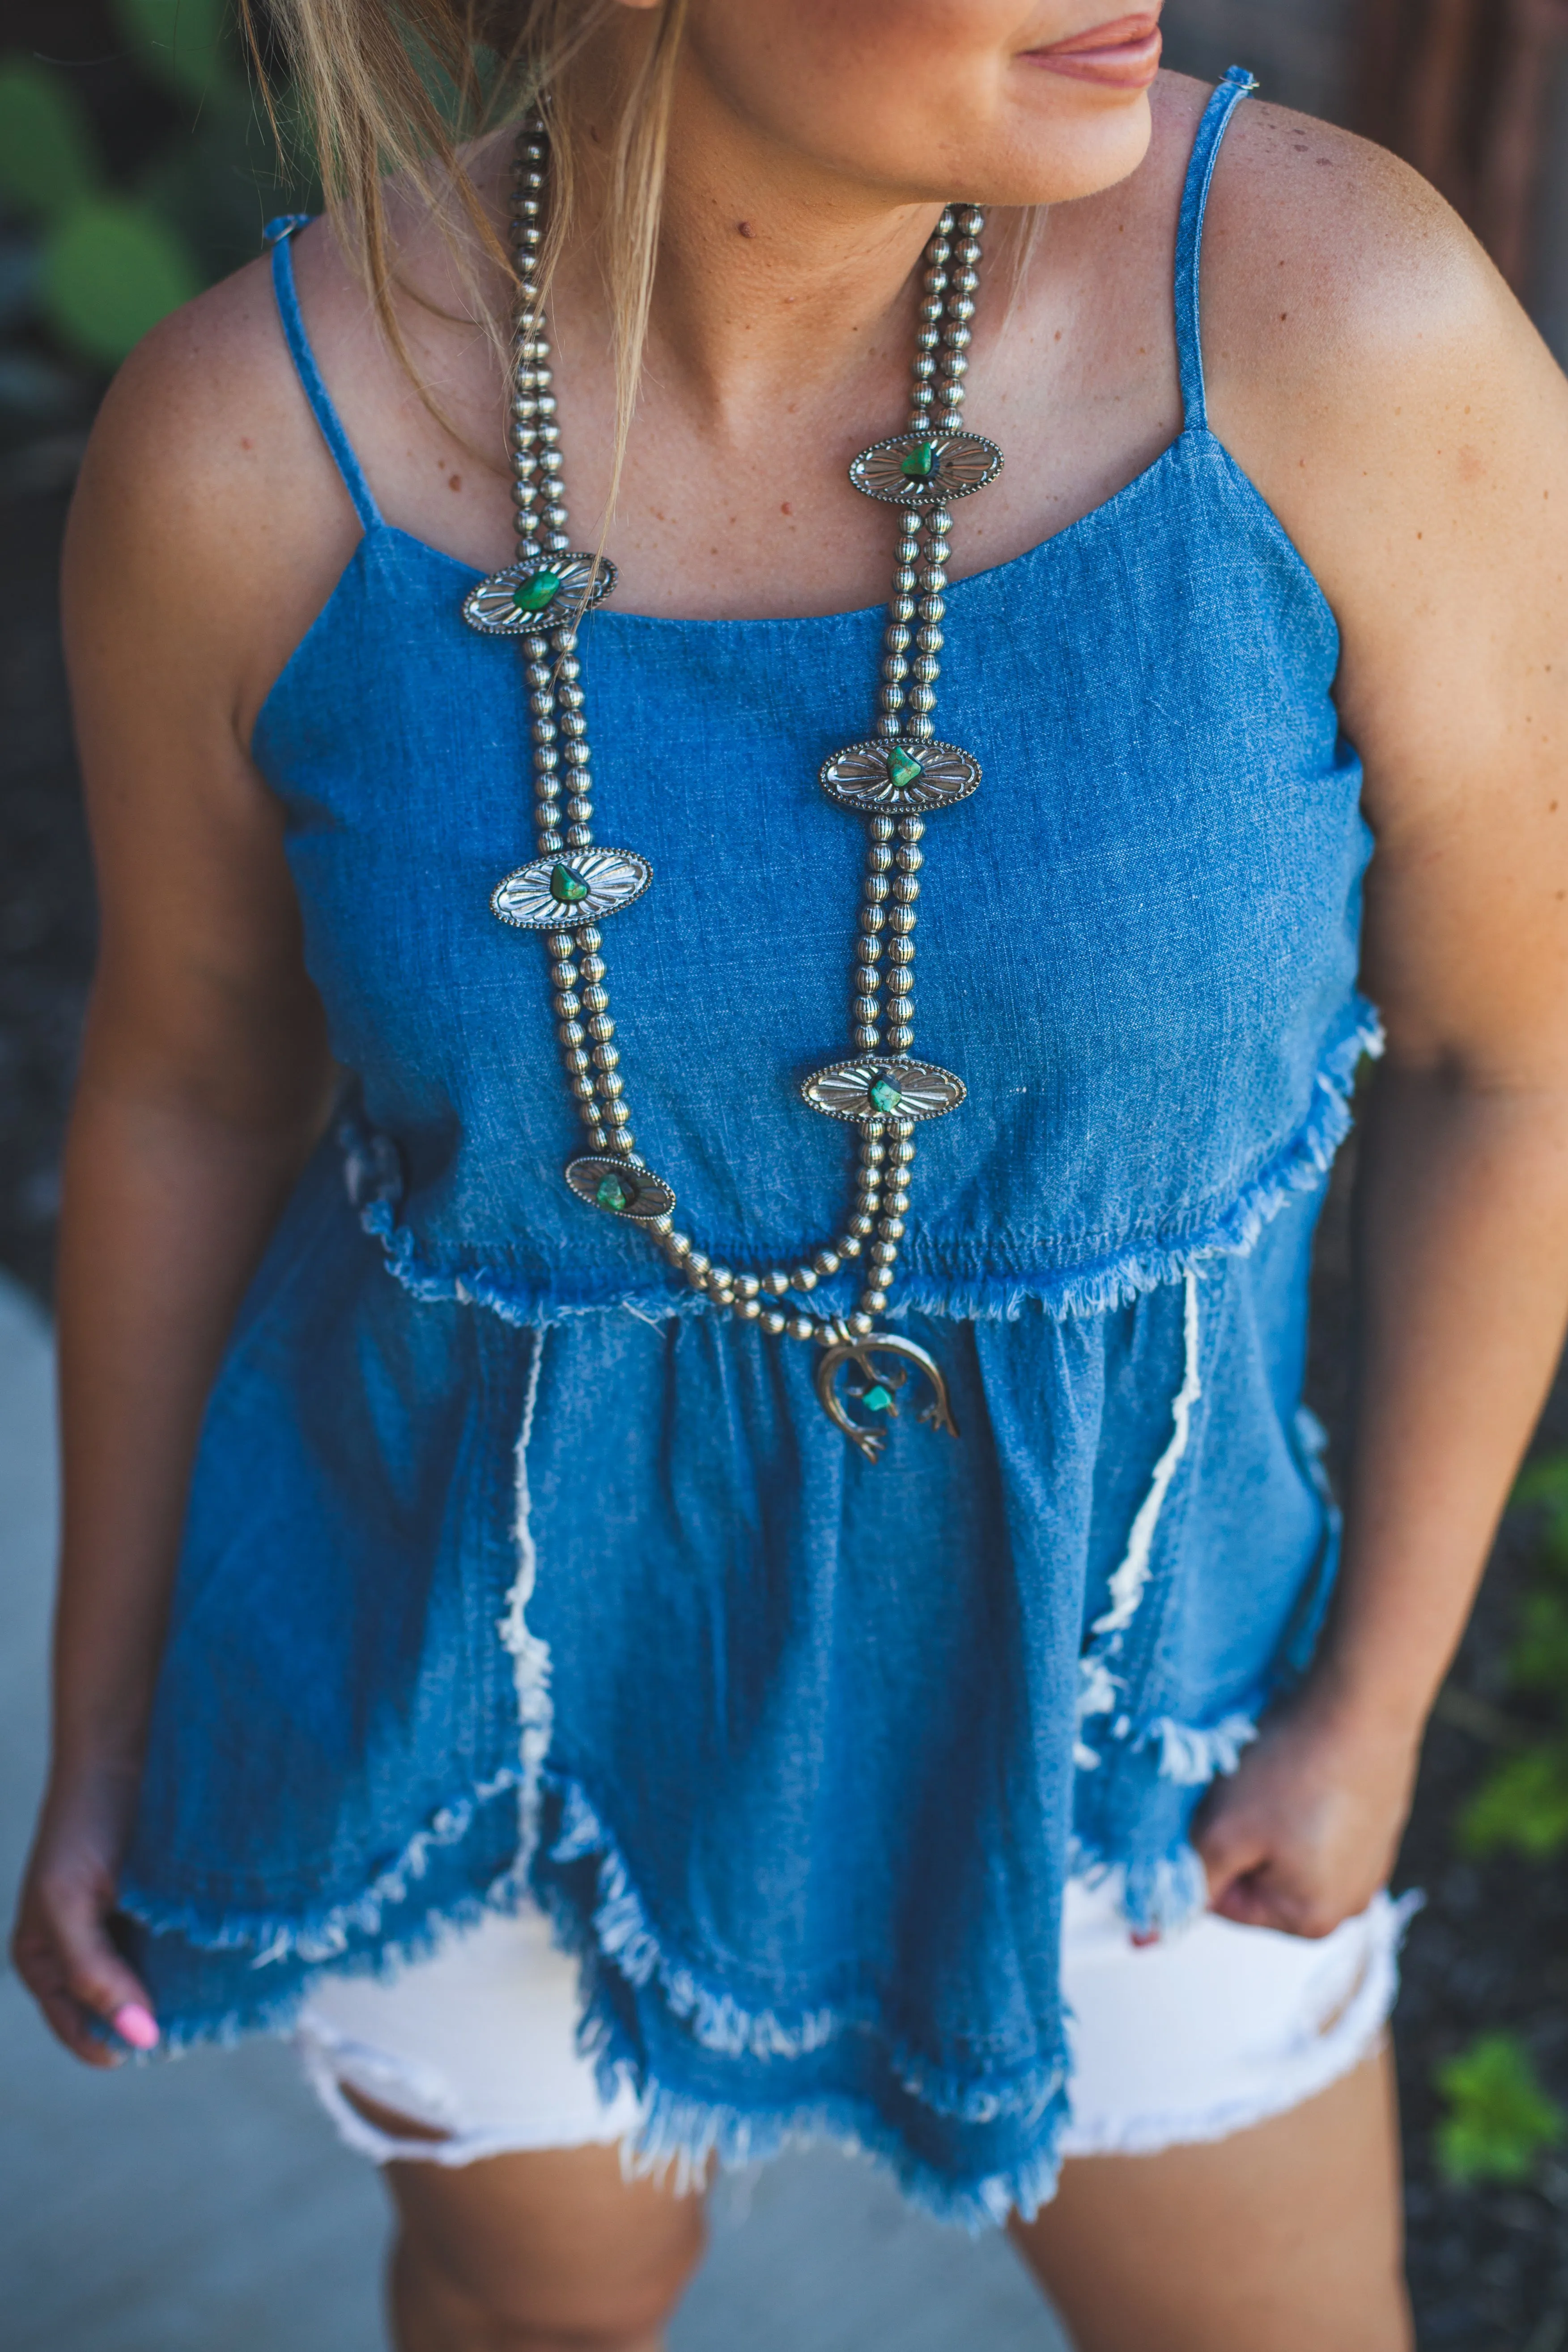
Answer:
[{"xmin": 246, "ymin": 0, "xmax": 689, "ymax": 482}]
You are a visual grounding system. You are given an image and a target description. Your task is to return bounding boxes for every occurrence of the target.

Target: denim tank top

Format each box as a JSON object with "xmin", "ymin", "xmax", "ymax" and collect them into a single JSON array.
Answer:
[{"xmin": 121, "ymin": 72, "xmax": 1377, "ymax": 2222}]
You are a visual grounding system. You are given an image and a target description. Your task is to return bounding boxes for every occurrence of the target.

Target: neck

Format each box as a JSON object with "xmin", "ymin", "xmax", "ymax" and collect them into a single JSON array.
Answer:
[{"xmin": 559, "ymin": 39, "xmax": 960, "ymax": 433}]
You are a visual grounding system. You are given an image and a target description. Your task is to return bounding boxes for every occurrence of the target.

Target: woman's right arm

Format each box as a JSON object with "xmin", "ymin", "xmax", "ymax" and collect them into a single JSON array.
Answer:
[{"xmin": 10, "ymin": 266, "xmax": 353, "ymax": 2063}]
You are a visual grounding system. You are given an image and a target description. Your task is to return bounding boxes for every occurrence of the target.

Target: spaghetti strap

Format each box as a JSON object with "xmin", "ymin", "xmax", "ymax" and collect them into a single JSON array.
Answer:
[
  {"xmin": 263, "ymin": 215, "xmax": 384, "ymax": 532},
  {"xmin": 1173, "ymin": 66, "xmax": 1258, "ymax": 434}
]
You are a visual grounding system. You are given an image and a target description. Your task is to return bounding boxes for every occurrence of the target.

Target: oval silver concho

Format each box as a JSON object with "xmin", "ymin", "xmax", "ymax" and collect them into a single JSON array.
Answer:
[
  {"xmin": 819, "ymin": 736, "xmax": 980, "ymax": 816},
  {"xmin": 491, "ymin": 847, "xmax": 652, "ymax": 930},
  {"xmin": 799, "ymin": 1056, "xmax": 966, "ymax": 1125},
  {"xmin": 462, "ymin": 551, "xmax": 618, "ymax": 637},
  {"xmin": 565, "ymin": 1155, "xmax": 676, "ymax": 1223},
  {"xmin": 849, "ymin": 431, "xmax": 1004, "ymax": 509}
]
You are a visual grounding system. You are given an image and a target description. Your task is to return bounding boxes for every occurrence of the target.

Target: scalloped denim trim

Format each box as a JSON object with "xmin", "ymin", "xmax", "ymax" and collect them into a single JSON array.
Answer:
[
  {"xmin": 122, "ymin": 1764, "xmax": 1073, "ymax": 2226},
  {"xmin": 540, "ymin": 1776, "xmax": 1068, "ymax": 2131},
  {"xmin": 113, "ymin": 1873, "xmax": 531, "ymax": 2058},
  {"xmin": 116, "ymin": 1769, "xmax": 525, "ymax": 1968},
  {"xmin": 623, "ymin": 2077, "xmax": 1069, "ymax": 2233}
]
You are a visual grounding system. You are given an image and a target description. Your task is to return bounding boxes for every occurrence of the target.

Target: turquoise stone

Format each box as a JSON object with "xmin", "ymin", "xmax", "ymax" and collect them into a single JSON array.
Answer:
[
  {"xmin": 512, "ymin": 567, "xmax": 562, "ymax": 613},
  {"xmin": 868, "ymin": 1076, "xmax": 902, "ymax": 1114},
  {"xmin": 595, "ymin": 1171, "xmax": 636, "ymax": 1213},
  {"xmin": 886, "ymin": 745, "xmax": 924, "ymax": 791},
  {"xmin": 900, "ymin": 441, "xmax": 937, "ymax": 481},
  {"xmin": 549, "ymin": 863, "xmax": 590, "ymax": 905},
  {"xmin": 862, "ymin": 1384, "xmax": 895, "ymax": 1413}
]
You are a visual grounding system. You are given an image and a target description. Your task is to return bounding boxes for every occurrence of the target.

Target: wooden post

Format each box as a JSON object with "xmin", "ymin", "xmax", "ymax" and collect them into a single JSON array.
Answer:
[{"xmin": 1356, "ymin": 0, "xmax": 1568, "ymax": 290}]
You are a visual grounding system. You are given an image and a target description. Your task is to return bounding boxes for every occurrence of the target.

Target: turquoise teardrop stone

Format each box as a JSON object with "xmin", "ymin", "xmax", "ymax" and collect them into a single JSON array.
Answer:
[
  {"xmin": 550, "ymin": 864, "xmax": 590, "ymax": 905},
  {"xmin": 512, "ymin": 568, "xmax": 562, "ymax": 613}
]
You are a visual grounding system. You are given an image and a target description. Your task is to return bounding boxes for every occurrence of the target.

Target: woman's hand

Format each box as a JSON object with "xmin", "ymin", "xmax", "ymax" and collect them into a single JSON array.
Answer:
[
  {"xmin": 12, "ymin": 1766, "xmax": 160, "ymax": 2066},
  {"xmin": 1192, "ymin": 1683, "xmax": 1422, "ymax": 1939}
]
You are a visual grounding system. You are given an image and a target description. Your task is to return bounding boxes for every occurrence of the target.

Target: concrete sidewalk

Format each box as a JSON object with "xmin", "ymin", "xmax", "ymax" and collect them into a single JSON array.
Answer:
[{"xmin": 0, "ymin": 1274, "xmax": 1068, "ymax": 2352}]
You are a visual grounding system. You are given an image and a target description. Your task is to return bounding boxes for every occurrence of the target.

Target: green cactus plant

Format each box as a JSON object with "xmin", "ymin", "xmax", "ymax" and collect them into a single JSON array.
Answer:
[
  {"xmin": 40, "ymin": 200, "xmax": 201, "ymax": 370},
  {"xmin": 1434, "ymin": 2032, "xmax": 1565, "ymax": 2186},
  {"xmin": 1458, "ymin": 1739, "xmax": 1568, "ymax": 1860},
  {"xmin": 0, "ymin": 58, "xmax": 101, "ymax": 218},
  {"xmin": 1454, "ymin": 1450, "xmax": 1568, "ymax": 1861},
  {"xmin": 111, "ymin": 0, "xmax": 238, "ymax": 104},
  {"xmin": 0, "ymin": 2, "xmax": 312, "ymax": 374},
  {"xmin": 0, "ymin": 53, "xmax": 203, "ymax": 367}
]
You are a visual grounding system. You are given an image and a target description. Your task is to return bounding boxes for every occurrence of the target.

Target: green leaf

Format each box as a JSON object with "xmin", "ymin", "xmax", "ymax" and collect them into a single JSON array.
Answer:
[
  {"xmin": 1510, "ymin": 1586, "xmax": 1568, "ymax": 1698},
  {"xmin": 1458, "ymin": 1741, "xmax": 1568, "ymax": 1860},
  {"xmin": 109, "ymin": 0, "xmax": 239, "ymax": 103},
  {"xmin": 1513, "ymin": 1452, "xmax": 1568, "ymax": 1516},
  {"xmin": 1433, "ymin": 2031, "xmax": 1565, "ymax": 2185},
  {"xmin": 40, "ymin": 200, "xmax": 201, "ymax": 367},
  {"xmin": 0, "ymin": 57, "xmax": 102, "ymax": 220}
]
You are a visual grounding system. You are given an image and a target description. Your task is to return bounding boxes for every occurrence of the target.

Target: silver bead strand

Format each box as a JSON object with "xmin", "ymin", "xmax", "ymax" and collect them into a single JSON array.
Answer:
[
  {"xmin": 509, "ymin": 131, "xmax": 550, "ymax": 568},
  {"xmin": 909, "ymin": 212, "xmax": 954, "ymax": 434},
  {"xmin": 936, "ymin": 207, "xmax": 983, "ymax": 433},
  {"xmin": 844, "ymin": 203, "xmax": 977, "ymax": 1308},
  {"xmin": 515, "ymin": 123, "xmax": 635, "ymax": 1167},
  {"xmin": 498, "ymin": 122, "xmax": 989, "ymax": 1388},
  {"xmin": 517, "ymin": 127, "xmax": 607, "ymax": 1151},
  {"xmin": 547, "ymin": 608, "xmax": 637, "ymax": 1165}
]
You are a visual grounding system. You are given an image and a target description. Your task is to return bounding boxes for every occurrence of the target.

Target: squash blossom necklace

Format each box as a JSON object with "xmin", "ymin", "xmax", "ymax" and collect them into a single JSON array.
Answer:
[{"xmin": 463, "ymin": 119, "xmax": 1003, "ymax": 1462}]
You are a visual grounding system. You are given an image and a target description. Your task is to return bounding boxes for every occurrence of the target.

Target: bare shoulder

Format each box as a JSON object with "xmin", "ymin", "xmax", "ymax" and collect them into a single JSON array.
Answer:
[
  {"xmin": 1200, "ymin": 93, "xmax": 1507, "ymax": 402},
  {"xmin": 1190, "ymin": 89, "xmax": 1568, "ymax": 685},
  {"xmin": 68, "ymin": 230, "xmax": 359, "ymax": 734}
]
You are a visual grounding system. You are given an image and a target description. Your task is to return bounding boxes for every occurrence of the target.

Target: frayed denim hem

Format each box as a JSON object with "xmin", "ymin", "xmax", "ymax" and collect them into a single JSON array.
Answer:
[
  {"xmin": 1068, "ymin": 1838, "xmax": 1211, "ymax": 1938},
  {"xmin": 343, "ymin": 1000, "xmax": 1382, "ymax": 1332},
  {"xmin": 123, "ymin": 1766, "xmax": 1073, "ymax": 2230},
  {"xmin": 624, "ymin": 2078, "xmax": 1069, "ymax": 2233},
  {"xmin": 114, "ymin": 1868, "xmax": 535, "ymax": 2058},
  {"xmin": 116, "ymin": 1769, "xmax": 527, "ymax": 1968},
  {"xmin": 528, "ymin": 1831, "xmax": 1071, "ymax": 2230},
  {"xmin": 535, "ymin": 1774, "xmax": 1068, "ymax": 2130}
]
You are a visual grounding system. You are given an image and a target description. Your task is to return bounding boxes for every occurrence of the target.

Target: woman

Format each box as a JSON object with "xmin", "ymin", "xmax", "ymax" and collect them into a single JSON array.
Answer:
[{"xmin": 14, "ymin": 3, "xmax": 1568, "ymax": 2347}]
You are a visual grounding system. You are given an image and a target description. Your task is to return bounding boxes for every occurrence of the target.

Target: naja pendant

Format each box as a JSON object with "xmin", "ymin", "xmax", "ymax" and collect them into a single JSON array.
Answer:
[{"xmin": 812, "ymin": 1329, "xmax": 960, "ymax": 1463}]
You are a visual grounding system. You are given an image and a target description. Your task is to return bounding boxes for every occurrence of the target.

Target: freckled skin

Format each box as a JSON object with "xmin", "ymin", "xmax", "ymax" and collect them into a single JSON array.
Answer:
[{"xmin": 16, "ymin": 6, "xmax": 1568, "ymax": 2349}]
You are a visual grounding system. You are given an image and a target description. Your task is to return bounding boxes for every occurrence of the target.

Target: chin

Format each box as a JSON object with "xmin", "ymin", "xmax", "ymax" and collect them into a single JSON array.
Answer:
[{"xmin": 933, "ymin": 87, "xmax": 1158, "ymax": 215}]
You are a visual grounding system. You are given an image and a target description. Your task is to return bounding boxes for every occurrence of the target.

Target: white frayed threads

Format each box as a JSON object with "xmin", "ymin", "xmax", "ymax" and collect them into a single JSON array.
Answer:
[
  {"xmin": 1143, "ymin": 1712, "xmax": 1257, "ymax": 1787},
  {"xmin": 500, "ymin": 1330, "xmax": 554, "ymax": 1878},
  {"xmin": 1075, "ymin": 1272, "xmax": 1202, "ymax": 1770},
  {"xmin": 246, "ymin": 1770, "xmax": 521, "ymax": 1966},
  {"xmin": 553, "ymin": 1784, "xmax": 840, "ymax": 2064}
]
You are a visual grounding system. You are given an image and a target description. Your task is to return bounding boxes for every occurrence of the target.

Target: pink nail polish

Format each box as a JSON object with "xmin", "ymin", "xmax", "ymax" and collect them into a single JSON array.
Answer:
[
  {"xmin": 1128, "ymin": 1927, "xmax": 1161, "ymax": 1949},
  {"xmin": 112, "ymin": 2002, "xmax": 160, "ymax": 2050}
]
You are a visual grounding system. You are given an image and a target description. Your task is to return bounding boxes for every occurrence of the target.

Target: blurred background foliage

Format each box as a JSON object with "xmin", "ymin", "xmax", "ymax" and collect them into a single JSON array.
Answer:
[
  {"xmin": 1424, "ymin": 1453, "xmax": 1568, "ymax": 2189},
  {"xmin": 1457, "ymin": 1460, "xmax": 1568, "ymax": 1867},
  {"xmin": 0, "ymin": 0, "xmax": 311, "ymax": 437},
  {"xmin": 1434, "ymin": 2030, "xmax": 1565, "ymax": 2189}
]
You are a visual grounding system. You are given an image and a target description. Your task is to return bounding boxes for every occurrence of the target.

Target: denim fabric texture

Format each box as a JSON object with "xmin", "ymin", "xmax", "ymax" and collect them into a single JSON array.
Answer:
[{"xmin": 118, "ymin": 71, "xmax": 1379, "ymax": 2221}]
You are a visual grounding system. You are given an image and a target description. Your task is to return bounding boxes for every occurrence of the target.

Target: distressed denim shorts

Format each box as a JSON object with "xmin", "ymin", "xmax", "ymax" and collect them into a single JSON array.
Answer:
[{"xmin": 293, "ymin": 1885, "xmax": 1414, "ymax": 2176}]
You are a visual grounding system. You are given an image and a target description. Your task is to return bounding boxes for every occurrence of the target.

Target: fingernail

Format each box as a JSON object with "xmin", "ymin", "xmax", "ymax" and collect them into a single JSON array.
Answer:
[
  {"xmin": 1128, "ymin": 1928, "xmax": 1161, "ymax": 1949},
  {"xmin": 112, "ymin": 2003, "xmax": 160, "ymax": 2050}
]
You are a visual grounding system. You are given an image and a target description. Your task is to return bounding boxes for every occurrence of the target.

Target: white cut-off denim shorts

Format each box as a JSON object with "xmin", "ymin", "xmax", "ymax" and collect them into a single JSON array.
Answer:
[{"xmin": 293, "ymin": 1880, "xmax": 1413, "ymax": 2175}]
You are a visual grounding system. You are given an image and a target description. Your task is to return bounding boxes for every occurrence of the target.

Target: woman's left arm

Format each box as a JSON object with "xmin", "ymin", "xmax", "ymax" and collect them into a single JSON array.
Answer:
[{"xmin": 1195, "ymin": 106, "xmax": 1568, "ymax": 1933}]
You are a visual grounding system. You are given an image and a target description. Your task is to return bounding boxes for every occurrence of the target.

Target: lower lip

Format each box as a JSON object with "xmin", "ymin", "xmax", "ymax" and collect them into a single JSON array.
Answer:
[{"xmin": 1024, "ymin": 20, "xmax": 1163, "ymax": 89}]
